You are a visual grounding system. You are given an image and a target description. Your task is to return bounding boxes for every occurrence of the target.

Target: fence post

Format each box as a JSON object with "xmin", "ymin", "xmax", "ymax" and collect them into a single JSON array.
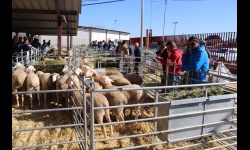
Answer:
[
  {"xmin": 21, "ymin": 49, "xmax": 24, "ymax": 66},
  {"xmin": 82, "ymin": 76, "xmax": 88, "ymax": 150},
  {"xmin": 90, "ymin": 77, "xmax": 95, "ymax": 150}
]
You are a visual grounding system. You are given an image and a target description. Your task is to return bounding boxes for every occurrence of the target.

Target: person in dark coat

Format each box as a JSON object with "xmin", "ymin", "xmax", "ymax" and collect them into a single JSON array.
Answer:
[
  {"xmin": 154, "ymin": 40, "xmax": 169, "ymax": 86},
  {"xmin": 133, "ymin": 42, "xmax": 141, "ymax": 73}
]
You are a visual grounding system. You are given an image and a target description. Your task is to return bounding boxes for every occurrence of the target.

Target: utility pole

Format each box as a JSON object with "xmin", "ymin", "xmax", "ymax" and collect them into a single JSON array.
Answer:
[
  {"xmin": 115, "ymin": 20, "xmax": 117, "ymax": 30},
  {"xmin": 140, "ymin": 0, "xmax": 144, "ymax": 48},
  {"xmin": 173, "ymin": 22, "xmax": 178, "ymax": 41},
  {"xmin": 163, "ymin": 0, "xmax": 167, "ymax": 41}
]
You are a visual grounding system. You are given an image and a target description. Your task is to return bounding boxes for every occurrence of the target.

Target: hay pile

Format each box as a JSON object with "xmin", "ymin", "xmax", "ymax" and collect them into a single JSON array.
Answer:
[{"xmin": 34, "ymin": 59, "xmax": 67, "ymax": 73}]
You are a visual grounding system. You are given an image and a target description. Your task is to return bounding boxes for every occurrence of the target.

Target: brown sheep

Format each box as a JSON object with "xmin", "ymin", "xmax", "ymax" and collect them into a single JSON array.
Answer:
[
  {"xmin": 67, "ymin": 77, "xmax": 113, "ymax": 139},
  {"xmin": 99, "ymin": 76, "xmax": 147, "ymax": 119}
]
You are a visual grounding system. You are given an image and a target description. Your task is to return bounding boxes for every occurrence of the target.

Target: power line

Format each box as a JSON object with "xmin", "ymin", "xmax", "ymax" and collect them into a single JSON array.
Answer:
[{"xmin": 81, "ymin": 0, "xmax": 125, "ymax": 6}]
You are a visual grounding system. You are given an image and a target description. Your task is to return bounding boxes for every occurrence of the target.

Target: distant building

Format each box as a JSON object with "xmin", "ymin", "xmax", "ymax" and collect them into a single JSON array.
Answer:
[{"xmin": 12, "ymin": 26, "xmax": 130, "ymax": 47}]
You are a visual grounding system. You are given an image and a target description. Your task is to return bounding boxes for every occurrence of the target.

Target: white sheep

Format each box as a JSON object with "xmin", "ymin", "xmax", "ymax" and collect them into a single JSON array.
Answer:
[
  {"xmin": 67, "ymin": 77, "xmax": 113, "ymax": 139},
  {"xmin": 124, "ymin": 73, "xmax": 143, "ymax": 85},
  {"xmin": 55, "ymin": 66, "xmax": 71, "ymax": 107},
  {"xmin": 36, "ymin": 71, "xmax": 56, "ymax": 106},
  {"xmin": 26, "ymin": 66, "xmax": 40, "ymax": 108},
  {"xmin": 12, "ymin": 63, "xmax": 27, "ymax": 107},
  {"xmin": 99, "ymin": 76, "xmax": 147, "ymax": 119},
  {"xmin": 82, "ymin": 66, "xmax": 124, "ymax": 78}
]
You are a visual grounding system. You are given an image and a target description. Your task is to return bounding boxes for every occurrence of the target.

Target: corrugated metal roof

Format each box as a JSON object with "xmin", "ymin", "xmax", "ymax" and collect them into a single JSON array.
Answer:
[{"xmin": 12, "ymin": 0, "xmax": 82, "ymax": 36}]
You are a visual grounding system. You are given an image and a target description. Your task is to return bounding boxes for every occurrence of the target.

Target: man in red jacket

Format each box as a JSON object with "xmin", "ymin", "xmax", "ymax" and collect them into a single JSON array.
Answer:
[
  {"xmin": 166, "ymin": 41, "xmax": 182, "ymax": 87},
  {"xmin": 154, "ymin": 40, "xmax": 168, "ymax": 86}
]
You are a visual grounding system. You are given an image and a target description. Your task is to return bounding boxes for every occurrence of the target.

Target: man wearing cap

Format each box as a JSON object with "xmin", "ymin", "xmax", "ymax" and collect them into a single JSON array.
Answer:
[
  {"xmin": 182, "ymin": 36, "xmax": 209, "ymax": 84},
  {"xmin": 154, "ymin": 40, "xmax": 169, "ymax": 86}
]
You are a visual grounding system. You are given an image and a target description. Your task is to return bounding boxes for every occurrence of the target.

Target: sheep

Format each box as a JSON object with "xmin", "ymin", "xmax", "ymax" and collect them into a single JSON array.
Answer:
[
  {"xmin": 12, "ymin": 63, "xmax": 27, "ymax": 107},
  {"xmin": 82, "ymin": 66, "xmax": 124, "ymax": 78},
  {"xmin": 74, "ymin": 67, "xmax": 83, "ymax": 77},
  {"xmin": 41, "ymin": 58, "xmax": 55, "ymax": 61},
  {"xmin": 100, "ymin": 91, "xmax": 128, "ymax": 123},
  {"xmin": 124, "ymin": 73, "xmax": 143, "ymax": 85},
  {"xmin": 26, "ymin": 66, "xmax": 40, "ymax": 108},
  {"xmin": 99, "ymin": 76, "xmax": 147, "ymax": 119},
  {"xmin": 67, "ymin": 77, "xmax": 113, "ymax": 139},
  {"xmin": 105, "ymin": 75, "xmax": 131, "ymax": 86},
  {"xmin": 81, "ymin": 67, "xmax": 130, "ymax": 86},
  {"xmin": 36, "ymin": 71, "xmax": 55, "ymax": 106},
  {"xmin": 55, "ymin": 66, "xmax": 71, "ymax": 108}
]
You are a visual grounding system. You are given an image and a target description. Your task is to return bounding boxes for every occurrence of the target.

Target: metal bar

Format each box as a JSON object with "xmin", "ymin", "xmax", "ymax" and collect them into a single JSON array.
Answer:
[
  {"xmin": 153, "ymin": 90, "xmax": 159, "ymax": 150},
  {"xmin": 12, "ymin": 88, "xmax": 85, "ymax": 95},
  {"xmin": 12, "ymin": 107, "xmax": 83, "ymax": 114},
  {"xmin": 12, "ymin": 139, "xmax": 86, "ymax": 150},
  {"xmin": 13, "ymin": 123, "xmax": 83, "ymax": 132},
  {"xmin": 95, "ymin": 128, "xmax": 236, "ymax": 143},
  {"xmin": 90, "ymin": 77, "xmax": 95, "ymax": 149},
  {"xmin": 94, "ymin": 107, "xmax": 236, "ymax": 126},
  {"xmin": 205, "ymin": 143, "xmax": 237, "ymax": 150}
]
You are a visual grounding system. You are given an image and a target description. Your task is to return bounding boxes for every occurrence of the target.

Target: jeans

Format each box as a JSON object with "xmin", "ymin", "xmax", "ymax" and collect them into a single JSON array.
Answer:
[{"xmin": 167, "ymin": 74, "xmax": 182, "ymax": 92}]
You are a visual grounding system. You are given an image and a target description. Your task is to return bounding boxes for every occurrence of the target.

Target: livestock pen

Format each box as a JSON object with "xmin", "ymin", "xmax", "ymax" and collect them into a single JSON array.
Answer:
[{"xmin": 12, "ymin": 47, "xmax": 237, "ymax": 150}]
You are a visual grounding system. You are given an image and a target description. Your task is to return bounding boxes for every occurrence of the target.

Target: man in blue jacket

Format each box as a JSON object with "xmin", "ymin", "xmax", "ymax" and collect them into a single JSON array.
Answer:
[{"xmin": 182, "ymin": 36, "xmax": 209, "ymax": 84}]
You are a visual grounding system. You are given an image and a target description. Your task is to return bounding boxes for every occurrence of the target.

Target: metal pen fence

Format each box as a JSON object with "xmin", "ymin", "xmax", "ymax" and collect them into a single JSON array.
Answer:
[{"xmin": 12, "ymin": 46, "xmax": 237, "ymax": 150}]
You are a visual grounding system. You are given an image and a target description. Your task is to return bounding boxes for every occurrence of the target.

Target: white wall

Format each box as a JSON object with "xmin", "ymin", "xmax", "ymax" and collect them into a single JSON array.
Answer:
[
  {"xmin": 107, "ymin": 31, "xmax": 120, "ymax": 41},
  {"xmin": 73, "ymin": 30, "xmax": 89, "ymax": 46},
  {"xmin": 91, "ymin": 29, "xmax": 106, "ymax": 42},
  {"xmin": 120, "ymin": 33, "xmax": 130, "ymax": 40}
]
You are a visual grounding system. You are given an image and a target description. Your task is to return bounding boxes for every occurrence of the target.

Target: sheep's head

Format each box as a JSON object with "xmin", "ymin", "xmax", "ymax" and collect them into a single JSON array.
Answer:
[
  {"xmin": 84, "ymin": 67, "xmax": 95, "ymax": 78},
  {"xmin": 74, "ymin": 68, "xmax": 83, "ymax": 76},
  {"xmin": 61, "ymin": 65, "xmax": 68, "ymax": 74},
  {"xmin": 80, "ymin": 65, "xmax": 90, "ymax": 73},
  {"xmin": 26, "ymin": 65, "xmax": 36, "ymax": 74},
  {"xmin": 51, "ymin": 73, "xmax": 60, "ymax": 83},
  {"xmin": 13, "ymin": 62, "xmax": 25, "ymax": 71},
  {"xmin": 100, "ymin": 76, "xmax": 114, "ymax": 86}
]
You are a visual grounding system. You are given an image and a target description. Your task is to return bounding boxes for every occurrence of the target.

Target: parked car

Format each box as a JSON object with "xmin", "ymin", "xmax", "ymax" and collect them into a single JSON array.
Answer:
[{"xmin": 211, "ymin": 48, "xmax": 237, "ymax": 63}]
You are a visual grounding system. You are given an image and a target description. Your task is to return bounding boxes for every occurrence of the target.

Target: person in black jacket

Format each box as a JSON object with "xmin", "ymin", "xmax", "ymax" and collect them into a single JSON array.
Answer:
[
  {"xmin": 133, "ymin": 42, "xmax": 141, "ymax": 73},
  {"xmin": 154, "ymin": 40, "xmax": 169, "ymax": 86}
]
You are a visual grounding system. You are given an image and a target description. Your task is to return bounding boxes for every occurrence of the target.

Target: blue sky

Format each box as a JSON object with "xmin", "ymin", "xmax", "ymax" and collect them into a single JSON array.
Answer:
[{"xmin": 79, "ymin": 0, "xmax": 237, "ymax": 38}]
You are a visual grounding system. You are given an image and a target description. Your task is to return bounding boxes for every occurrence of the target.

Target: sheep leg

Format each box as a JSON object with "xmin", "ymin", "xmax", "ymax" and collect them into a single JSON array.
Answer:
[
  {"xmin": 129, "ymin": 107, "xmax": 133, "ymax": 116},
  {"xmin": 21, "ymin": 94, "xmax": 24, "ymax": 107},
  {"xmin": 37, "ymin": 92, "xmax": 40, "ymax": 106},
  {"xmin": 30, "ymin": 94, "xmax": 33, "ymax": 108},
  {"xmin": 104, "ymin": 109, "xmax": 113, "ymax": 135},
  {"xmin": 95, "ymin": 117, "xmax": 108, "ymax": 139},
  {"xmin": 140, "ymin": 106, "xmax": 144, "ymax": 119},
  {"xmin": 14, "ymin": 89, "xmax": 19, "ymax": 107},
  {"xmin": 44, "ymin": 93, "xmax": 46, "ymax": 106}
]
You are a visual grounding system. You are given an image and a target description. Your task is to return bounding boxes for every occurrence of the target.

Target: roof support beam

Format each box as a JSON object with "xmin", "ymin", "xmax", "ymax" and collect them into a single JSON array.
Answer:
[
  {"xmin": 12, "ymin": 18, "xmax": 76, "ymax": 22},
  {"xmin": 12, "ymin": 9, "xmax": 77, "ymax": 15},
  {"xmin": 12, "ymin": 27, "xmax": 76, "ymax": 30},
  {"xmin": 54, "ymin": 0, "xmax": 60, "ymax": 17},
  {"xmin": 57, "ymin": 15, "xmax": 62, "ymax": 57}
]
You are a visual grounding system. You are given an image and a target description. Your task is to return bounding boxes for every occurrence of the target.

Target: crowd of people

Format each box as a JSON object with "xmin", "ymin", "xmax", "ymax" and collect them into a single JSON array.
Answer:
[
  {"xmin": 153, "ymin": 36, "xmax": 211, "ymax": 87},
  {"xmin": 12, "ymin": 36, "xmax": 51, "ymax": 56}
]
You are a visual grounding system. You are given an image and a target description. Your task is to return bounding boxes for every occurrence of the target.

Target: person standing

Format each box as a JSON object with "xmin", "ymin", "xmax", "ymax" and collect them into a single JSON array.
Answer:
[
  {"xmin": 133, "ymin": 42, "xmax": 141, "ymax": 74},
  {"xmin": 182, "ymin": 36, "xmax": 209, "ymax": 84},
  {"xmin": 200, "ymin": 40, "xmax": 214, "ymax": 69},
  {"xmin": 118, "ymin": 40, "xmax": 130, "ymax": 67},
  {"xmin": 166, "ymin": 41, "xmax": 182, "ymax": 86},
  {"xmin": 154, "ymin": 40, "xmax": 168, "ymax": 86},
  {"xmin": 41, "ymin": 40, "xmax": 47, "ymax": 52}
]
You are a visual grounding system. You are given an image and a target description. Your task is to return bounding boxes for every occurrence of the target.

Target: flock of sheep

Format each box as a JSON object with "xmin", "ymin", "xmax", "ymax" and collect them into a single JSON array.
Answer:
[{"xmin": 12, "ymin": 61, "xmax": 147, "ymax": 139}]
